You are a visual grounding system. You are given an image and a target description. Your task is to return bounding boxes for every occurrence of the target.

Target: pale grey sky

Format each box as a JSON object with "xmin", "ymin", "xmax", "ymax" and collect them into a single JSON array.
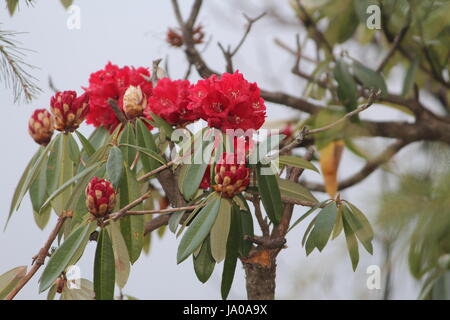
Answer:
[{"xmin": 0, "ymin": 0, "xmax": 420, "ymax": 299}]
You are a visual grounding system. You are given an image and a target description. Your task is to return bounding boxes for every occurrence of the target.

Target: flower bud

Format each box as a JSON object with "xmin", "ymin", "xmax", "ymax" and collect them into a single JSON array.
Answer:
[
  {"xmin": 213, "ymin": 153, "xmax": 250, "ymax": 198},
  {"xmin": 85, "ymin": 177, "xmax": 116, "ymax": 218},
  {"xmin": 50, "ymin": 91, "xmax": 89, "ymax": 132},
  {"xmin": 123, "ymin": 85, "xmax": 147, "ymax": 119},
  {"xmin": 28, "ymin": 109, "xmax": 54, "ymax": 146}
]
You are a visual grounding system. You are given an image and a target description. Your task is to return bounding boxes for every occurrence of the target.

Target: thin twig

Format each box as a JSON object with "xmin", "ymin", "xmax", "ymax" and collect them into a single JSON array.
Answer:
[
  {"xmin": 107, "ymin": 191, "xmax": 152, "ymax": 222},
  {"xmin": 376, "ymin": 23, "xmax": 410, "ymax": 72},
  {"xmin": 126, "ymin": 203, "xmax": 205, "ymax": 216},
  {"xmin": 6, "ymin": 213, "xmax": 69, "ymax": 300},
  {"xmin": 252, "ymin": 194, "xmax": 269, "ymax": 237}
]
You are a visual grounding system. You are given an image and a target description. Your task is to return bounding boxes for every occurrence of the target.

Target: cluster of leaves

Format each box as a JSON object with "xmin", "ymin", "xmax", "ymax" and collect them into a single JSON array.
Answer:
[{"xmin": 376, "ymin": 148, "xmax": 450, "ymax": 299}]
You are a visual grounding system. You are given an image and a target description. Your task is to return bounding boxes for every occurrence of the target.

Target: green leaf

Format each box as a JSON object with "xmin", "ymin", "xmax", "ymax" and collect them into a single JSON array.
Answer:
[
  {"xmin": 182, "ymin": 140, "xmax": 214, "ymax": 200},
  {"xmin": 34, "ymin": 206, "xmax": 52, "ymax": 230},
  {"xmin": 177, "ymin": 194, "xmax": 221, "ymax": 263},
  {"xmin": 119, "ymin": 166, "xmax": 144, "ymax": 264},
  {"xmin": 29, "ymin": 154, "xmax": 48, "ymax": 213},
  {"xmin": 343, "ymin": 216, "xmax": 359, "ymax": 271},
  {"xmin": 120, "ymin": 143, "xmax": 165, "ymax": 166},
  {"xmin": 119, "ymin": 122, "xmax": 137, "ymax": 166},
  {"xmin": 256, "ymin": 166, "xmax": 283, "ymax": 225},
  {"xmin": 402, "ymin": 57, "xmax": 420, "ymax": 97},
  {"xmin": 6, "ymin": 0, "xmax": 18, "ymax": 16},
  {"xmin": 210, "ymin": 198, "xmax": 232, "ymax": 263},
  {"xmin": 94, "ymin": 229, "xmax": 115, "ymax": 300},
  {"xmin": 15, "ymin": 141, "xmax": 53, "ymax": 214},
  {"xmin": 146, "ymin": 113, "xmax": 174, "ymax": 140},
  {"xmin": 75, "ymin": 130, "xmax": 95, "ymax": 157},
  {"xmin": 135, "ymin": 118, "xmax": 160, "ymax": 172},
  {"xmin": 307, "ymin": 202, "xmax": 338, "ymax": 252},
  {"xmin": 67, "ymin": 133, "xmax": 80, "ymax": 163},
  {"xmin": 221, "ymin": 204, "xmax": 241, "ymax": 300},
  {"xmin": 40, "ymin": 162, "xmax": 101, "ymax": 214},
  {"xmin": 6, "ymin": 148, "xmax": 42, "ymax": 229},
  {"xmin": 344, "ymin": 202, "xmax": 374, "ymax": 254},
  {"xmin": 353, "ymin": 60, "xmax": 388, "ymax": 98},
  {"xmin": 39, "ymin": 223, "xmax": 93, "ymax": 293},
  {"xmin": 107, "ymin": 222, "xmax": 130, "ymax": 289},
  {"xmin": 238, "ymin": 209, "xmax": 254, "ymax": 257},
  {"xmin": 60, "ymin": 0, "xmax": 73, "ymax": 9},
  {"xmin": 331, "ymin": 205, "xmax": 344, "ymax": 239},
  {"xmin": 169, "ymin": 211, "xmax": 185, "ymax": 234},
  {"xmin": 279, "ymin": 155, "xmax": 319, "ymax": 173},
  {"xmin": 193, "ymin": 237, "xmax": 215, "ymax": 283},
  {"xmin": 288, "ymin": 204, "xmax": 322, "ymax": 233},
  {"xmin": 334, "ymin": 59, "xmax": 358, "ymax": 112},
  {"xmin": 277, "ymin": 177, "xmax": 318, "ymax": 204},
  {"xmin": 0, "ymin": 266, "xmax": 27, "ymax": 300},
  {"xmin": 106, "ymin": 146, "xmax": 123, "ymax": 189}
]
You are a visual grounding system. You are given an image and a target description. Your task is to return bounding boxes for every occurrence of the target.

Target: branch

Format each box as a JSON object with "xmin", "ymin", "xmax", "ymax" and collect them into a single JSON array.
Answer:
[
  {"xmin": 6, "ymin": 213, "xmax": 69, "ymax": 300},
  {"xmin": 302, "ymin": 139, "xmax": 408, "ymax": 192},
  {"xmin": 376, "ymin": 22, "xmax": 410, "ymax": 73}
]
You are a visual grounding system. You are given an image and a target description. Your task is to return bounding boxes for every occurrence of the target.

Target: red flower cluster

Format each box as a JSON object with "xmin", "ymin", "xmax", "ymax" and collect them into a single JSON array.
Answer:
[
  {"xmin": 84, "ymin": 62, "xmax": 153, "ymax": 130},
  {"xmin": 85, "ymin": 177, "xmax": 116, "ymax": 218},
  {"xmin": 212, "ymin": 152, "xmax": 250, "ymax": 198},
  {"xmin": 28, "ymin": 109, "xmax": 54, "ymax": 146},
  {"xmin": 146, "ymin": 78, "xmax": 198, "ymax": 125},
  {"xmin": 188, "ymin": 71, "xmax": 266, "ymax": 132},
  {"xmin": 50, "ymin": 91, "xmax": 89, "ymax": 132}
]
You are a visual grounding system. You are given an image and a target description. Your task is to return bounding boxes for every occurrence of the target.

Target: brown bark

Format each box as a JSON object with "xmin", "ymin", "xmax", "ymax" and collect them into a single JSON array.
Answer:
[{"xmin": 243, "ymin": 261, "xmax": 276, "ymax": 300}]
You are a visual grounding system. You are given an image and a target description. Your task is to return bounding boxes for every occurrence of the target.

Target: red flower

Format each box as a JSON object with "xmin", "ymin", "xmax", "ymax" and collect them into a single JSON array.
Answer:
[
  {"xmin": 146, "ymin": 78, "xmax": 199, "ymax": 125},
  {"xmin": 199, "ymin": 165, "xmax": 211, "ymax": 190},
  {"xmin": 85, "ymin": 177, "xmax": 116, "ymax": 218},
  {"xmin": 50, "ymin": 91, "xmax": 89, "ymax": 132},
  {"xmin": 28, "ymin": 109, "xmax": 54, "ymax": 146},
  {"xmin": 213, "ymin": 152, "xmax": 250, "ymax": 198},
  {"xmin": 188, "ymin": 71, "xmax": 266, "ymax": 132},
  {"xmin": 84, "ymin": 62, "xmax": 153, "ymax": 131}
]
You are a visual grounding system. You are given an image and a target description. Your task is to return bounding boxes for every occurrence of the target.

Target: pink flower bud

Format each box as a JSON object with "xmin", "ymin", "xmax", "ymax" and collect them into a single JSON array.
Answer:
[
  {"xmin": 28, "ymin": 109, "xmax": 54, "ymax": 146},
  {"xmin": 50, "ymin": 91, "xmax": 89, "ymax": 132},
  {"xmin": 85, "ymin": 177, "xmax": 116, "ymax": 218}
]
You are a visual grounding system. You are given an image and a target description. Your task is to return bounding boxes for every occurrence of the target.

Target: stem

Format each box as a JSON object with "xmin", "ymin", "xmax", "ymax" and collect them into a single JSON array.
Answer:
[{"xmin": 6, "ymin": 213, "xmax": 68, "ymax": 300}]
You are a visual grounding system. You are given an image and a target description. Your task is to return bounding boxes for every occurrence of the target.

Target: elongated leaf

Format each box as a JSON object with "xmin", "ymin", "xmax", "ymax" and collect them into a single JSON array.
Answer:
[
  {"xmin": 34, "ymin": 206, "xmax": 52, "ymax": 230},
  {"xmin": 106, "ymin": 146, "xmax": 123, "ymax": 189},
  {"xmin": 0, "ymin": 266, "xmax": 27, "ymax": 300},
  {"xmin": 107, "ymin": 222, "xmax": 130, "ymax": 289},
  {"xmin": 353, "ymin": 60, "xmax": 388, "ymax": 97},
  {"xmin": 277, "ymin": 177, "xmax": 318, "ymax": 204},
  {"xmin": 6, "ymin": 0, "xmax": 18, "ymax": 16},
  {"xmin": 94, "ymin": 229, "xmax": 115, "ymax": 300},
  {"xmin": 193, "ymin": 237, "xmax": 215, "ymax": 283},
  {"xmin": 29, "ymin": 154, "xmax": 48, "ymax": 213},
  {"xmin": 343, "ymin": 216, "xmax": 359, "ymax": 271},
  {"xmin": 169, "ymin": 211, "xmax": 185, "ymax": 234},
  {"xmin": 177, "ymin": 194, "xmax": 221, "ymax": 263},
  {"xmin": 343, "ymin": 202, "xmax": 373, "ymax": 254},
  {"xmin": 279, "ymin": 155, "xmax": 319, "ymax": 173},
  {"xmin": 307, "ymin": 202, "xmax": 338, "ymax": 252},
  {"xmin": 6, "ymin": 148, "xmax": 42, "ymax": 229},
  {"xmin": 182, "ymin": 140, "xmax": 214, "ymax": 200},
  {"xmin": 238, "ymin": 209, "xmax": 254, "ymax": 257},
  {"xmin": 119, "ymin": 122, "xmax": 137, "ymax": 166},
  {"xmin": 136, "ymin": 118, "xmax": 160, "ymax": 172},
  {"xmin": 221, "ymin": 205, "xmax": 240, "ymax": 300},
  {"xmin": 334, "ymin": 59, "xmax": 358, "ymax": 111},
  {"xmin": 288, "ymin": 205, "xmax": 321, "ymax": 233},
  {"xmin": 210, "ymin": 198, "xmax": 232, "ymax": 263},
  {"xmin": 402, "ymin": 57, "xmax": 420, "ymax": 97},
  {"xmin": 67, "ymin": 133, "xmax": 80, "ymax": 163},
  {"xmin": 75, "ymin": 130, "xmax": 95, "ymax": 157},
  {"xmin": 120, "ymin": 143, "xmax": 165, "ymax": 165},
  {"xmin": 256, "ymin": 166, "xmax": 283, "ymax": 225},
  {"xmin": 15, "ymin": 140, "xmax": 53, "ymax": 214},
  {"xmin": 146, "ymin": 112, "xmax": 174, "ymax": 140},
  {"xmin": 40, "ymin": 162, "xmax": 101, "ymax": 214},
  {"xmin": 39, "ymin": 223, "xmax": 93, "ymax": 293},
  {"xmin": 119, "ymin": 166, "xmax": 144, "ymax": 264}
]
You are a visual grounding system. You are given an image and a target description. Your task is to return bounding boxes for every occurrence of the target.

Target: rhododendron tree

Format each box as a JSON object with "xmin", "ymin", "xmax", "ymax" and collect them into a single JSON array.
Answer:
[{"xmin": 2, "ymin": 0, "xmax": 450, "ymax": 302}]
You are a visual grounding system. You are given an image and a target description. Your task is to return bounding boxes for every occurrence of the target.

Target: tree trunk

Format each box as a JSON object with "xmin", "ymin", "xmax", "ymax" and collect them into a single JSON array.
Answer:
[{"xmin": 243, "ymin": 261, "xmax": 276, "ymax": 300}]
